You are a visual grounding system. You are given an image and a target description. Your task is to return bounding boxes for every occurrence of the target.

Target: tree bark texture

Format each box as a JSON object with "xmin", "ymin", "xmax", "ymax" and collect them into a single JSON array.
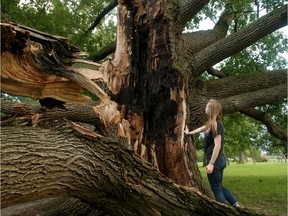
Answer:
[
  {"xmin": 1, "ymin": 0, "xmax": 287, "ymax": 215},
  {"xmin": 189, "ymin": 4, "xmax": 287, "ymax": 76},
  {"xmin": 1, "ymin": 121, "xmax": 260, "ymax": 216},
  {"xmin": 98, "ymin": 0, "xmax": 208, "ymax": 192}
]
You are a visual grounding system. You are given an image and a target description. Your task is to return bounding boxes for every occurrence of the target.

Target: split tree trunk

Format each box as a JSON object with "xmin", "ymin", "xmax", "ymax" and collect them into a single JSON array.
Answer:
[{"xmin": 1, "ymin": 1, "xmax": 287, "ymax": 215}]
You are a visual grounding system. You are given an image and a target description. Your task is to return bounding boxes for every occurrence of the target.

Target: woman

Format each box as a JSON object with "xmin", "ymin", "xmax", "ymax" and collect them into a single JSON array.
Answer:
[{"xmin": 184, "ymin": 99, "xmax": 240, "ymax": 207}]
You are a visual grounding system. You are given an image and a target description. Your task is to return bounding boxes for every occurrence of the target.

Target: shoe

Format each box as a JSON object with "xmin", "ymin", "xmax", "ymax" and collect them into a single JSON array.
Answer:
[{"xmin": 233, "ymin": 202, "xmax": 240, "ymax": 208}]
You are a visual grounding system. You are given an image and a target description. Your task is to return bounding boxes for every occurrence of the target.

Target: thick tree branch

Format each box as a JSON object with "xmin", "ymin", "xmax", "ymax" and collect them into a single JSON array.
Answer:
[
  {"xmin": 91, "ymin": 1, "xmax": 235, "ymax": 62},
  {"xmin": 191, "ymin": 4, "xmax": 287, "ymax": 76},
  {"xmin": 1, "ymin": 122, "xmax": 257, "ymax": 215},
  {"xmin": 0, "ymin": 100, "xmax": 101, "ymax": 126},
  {"xmin": 204, "ymin": 68, "xmax": 287, "ymax": 143},
  {"xmin": 219, "ymin": 84, "xmax": 287, "ymax": 114},
  {"xmin": 174, "ymin": 0, "xmax": 210, "ymax": 33},
  {"xmin": 240, "ymin": 108, "xmax": 287, "ymax": 141},
  {"xmin": 206, "ymin": 67, "xmax": 226, "ymax": 78},
  {"xmin": 1, "ymin": 197, "xmax": 100, "ymax": 216},
  {"xmin": 205, "ymin": 70, "xmax": 287, "ymax": 99},
  {"xmin": 181, "ymin": 5, "xmax": 236, "ymax": 56},
  {"xmin": 212, "ymin": 5, "xmax": 236, "ymax": 38},
  {"xmin": 38, "ymin": 197, "xmax": 102, "ymax": 216},
  {"xmin": 86, "ymin": 0, "xmax": 118, "ymax": 33},
  {"xmin": 90, "ymin": 41, "xmax": 116, "ymax": 62}
]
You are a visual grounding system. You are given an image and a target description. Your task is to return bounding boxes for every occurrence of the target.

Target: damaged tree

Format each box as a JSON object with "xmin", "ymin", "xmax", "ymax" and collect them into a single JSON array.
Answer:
[{"xmin": 1, "ymin": 0, "xmax": 287, "ymax": 215}]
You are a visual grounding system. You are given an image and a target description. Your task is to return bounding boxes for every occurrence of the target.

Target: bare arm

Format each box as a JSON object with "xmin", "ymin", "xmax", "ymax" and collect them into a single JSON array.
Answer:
[
  {"xmin": 210, "ymin": 135, "xmax": 221, "ymax": 164},
  {"xmin": 184, "ymin": 125, "xmax": 205, "ymax": 135}
]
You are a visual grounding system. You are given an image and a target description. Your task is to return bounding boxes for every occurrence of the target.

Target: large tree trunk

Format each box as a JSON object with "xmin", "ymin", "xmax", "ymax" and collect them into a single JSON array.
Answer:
[
  {"xmin": 1, "ymin": 119, "xmax": 259, "ymax": 216},
  {"xmin": 1, "ymin": 0, "xmax": 287, "ymax": 215},
  {"xmin": 98, "ymin": 0, "xmax": 209, "ymax": 193},
  {"xmin": 239, "ymin": 151, "xmax": 246, "ymax": 164}
]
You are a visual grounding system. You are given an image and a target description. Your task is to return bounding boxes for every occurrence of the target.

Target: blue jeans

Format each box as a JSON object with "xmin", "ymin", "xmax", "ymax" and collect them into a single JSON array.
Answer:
[{"xmin": 207, "ymin": 156, "xmax": 238, "ymax": 206}]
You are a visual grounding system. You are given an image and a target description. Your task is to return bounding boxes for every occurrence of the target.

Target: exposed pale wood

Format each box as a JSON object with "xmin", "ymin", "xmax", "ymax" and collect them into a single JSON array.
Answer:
[
  {"xmin": 101, "ymin": 4, "xmax": 132, "ymax": 94},
  {"xmin": 1, "ymin": 1, "xmax": 287, "ymax": 215},
  {"xmin": 1, "ymin": 22, "xmax": 107, "ymax": 103}
]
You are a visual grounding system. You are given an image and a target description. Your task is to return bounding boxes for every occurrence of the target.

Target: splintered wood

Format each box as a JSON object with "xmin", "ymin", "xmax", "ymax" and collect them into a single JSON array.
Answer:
[{"xmin": 1, "ymin": 22, "xmax": 104, "ymax": 103}]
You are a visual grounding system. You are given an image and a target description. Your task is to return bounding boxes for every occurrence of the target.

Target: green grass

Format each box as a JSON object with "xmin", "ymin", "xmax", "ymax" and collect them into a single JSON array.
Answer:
[{"xmin": 198, "ymin": 162, "xmax": 287, "ymax": 216}]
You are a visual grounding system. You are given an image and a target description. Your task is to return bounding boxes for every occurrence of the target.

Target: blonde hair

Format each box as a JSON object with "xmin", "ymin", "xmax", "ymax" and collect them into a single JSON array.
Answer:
[{"xmin": 205, "ymin": 99, "xmax": 222, "ymax": 133}]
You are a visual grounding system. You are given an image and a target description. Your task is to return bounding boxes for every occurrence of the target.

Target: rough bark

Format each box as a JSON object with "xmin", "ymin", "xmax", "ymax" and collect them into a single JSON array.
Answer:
[
  {"xmin": 205, "ymin": 70, "xmax": 287, "ymax": 100},
  {"xmin": 187, "ymin": 70, "xmax": 287, "ymax": 116},
  {"xmin": 190, "ymin": 4, "xmax": 287, "ymax": 76},
  {"xmin": 2, "ymin": 197, "xmax": 100, "ymax": 216},
  {"xmin": 174, "ymin": 0, "xmax": 210, "ymax": 33},
  {"xmin": 204, "ymin": 67, "xmax": 287, "ymax": 142},
  {"xmin": 181, "ymin": 5, "xmax": 236, "ymax": 56},
  {"xmin": 0, "ymin": 100, "xmax": 101, "ymax": 127},
  {"xmin": 219, "ymin": 84, "xmax": 286, "ymax": 113},
  {"xmin": 1, "ymin": 1, "xmax": 287, "ymax": 215},
  {"xmin": 99, "ymin": 0, "xmax": 206, "ymax": 193},
  {"xmin": 1, "ymin": 121, "xmax": 259, "ymax": 216},
  {"xmin": 90, "ymin": 1, "xmax": 233, "ymax": 62}
]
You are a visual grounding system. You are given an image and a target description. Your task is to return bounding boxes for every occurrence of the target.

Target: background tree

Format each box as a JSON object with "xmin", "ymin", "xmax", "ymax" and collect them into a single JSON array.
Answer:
[
  {"xmin": 224, "ymin": 113, "xmax": 263, "ymax": 164},
  {"xmin": 247, "ymin": 146, "xmax": 262, "ymax": 164},
  {"xmin": 1, "ymin": 0, "xmax": 287, "ymax": 215}
]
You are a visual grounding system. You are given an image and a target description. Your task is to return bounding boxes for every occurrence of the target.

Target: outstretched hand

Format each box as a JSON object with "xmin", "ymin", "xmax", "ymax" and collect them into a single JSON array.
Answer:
[{"xmin": 184, "ymin": 125, "xmax": 189, "ymax": 135}]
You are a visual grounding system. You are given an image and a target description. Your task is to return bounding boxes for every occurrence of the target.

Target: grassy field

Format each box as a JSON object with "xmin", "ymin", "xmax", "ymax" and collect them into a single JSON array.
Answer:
[{"xmin": 198, "ymin": 162, "xmax": 287, "ymax": 216}]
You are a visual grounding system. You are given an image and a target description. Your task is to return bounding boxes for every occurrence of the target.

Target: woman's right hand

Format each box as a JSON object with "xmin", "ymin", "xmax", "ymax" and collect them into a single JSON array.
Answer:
[{"xmin": 184, "ymin": 125, "xmax": 189, "ymax": 135}]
